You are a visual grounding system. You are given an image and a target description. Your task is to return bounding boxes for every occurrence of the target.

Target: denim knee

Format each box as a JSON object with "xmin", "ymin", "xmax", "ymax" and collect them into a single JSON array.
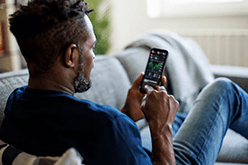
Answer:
[
  {"xmin": 209, "ymin": 77, "xmax": 234, "ymax": 94},
  {"xmin": 197, "ymin": 77, "xmax": 235, "ymax": 106}
]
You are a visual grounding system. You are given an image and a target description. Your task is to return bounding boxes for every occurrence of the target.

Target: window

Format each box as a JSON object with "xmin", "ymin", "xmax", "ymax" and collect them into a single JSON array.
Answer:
[{"xmin": 147, "ymin": 0, "xmax": 248, "ymax": 18}]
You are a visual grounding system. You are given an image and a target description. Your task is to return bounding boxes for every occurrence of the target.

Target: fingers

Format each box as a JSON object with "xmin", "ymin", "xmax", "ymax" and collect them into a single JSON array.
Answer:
[
  {"xmin": 133, "ymin": 72, "xmax": 144, "ymax": 89},
  {"xmin": 161, "ymin": 76, "xmax": 167, "ymax": 88},
  {"xmin": 141, "ymin": 85, "xmax": 153, "ymax": 110},
  {"xmin": 156, "ymin": 86, "xmax": 167, "ymax": 94},
  {"xmin": 140, "ymin": 95, "xmax": 147, "ymax": 110},
  {"xmin": 145, "ymin": 84, "xmax": 167, "ymax": 94},
  {"xmin": 144, "ymin": 84, "xmax": 154, "ymax": 95},
  {"xmin": 154, "ymin": 76, "xmax": 167, "ymax": 93}
]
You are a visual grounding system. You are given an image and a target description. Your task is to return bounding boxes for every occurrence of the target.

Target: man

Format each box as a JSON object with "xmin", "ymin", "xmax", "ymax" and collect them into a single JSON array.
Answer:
[{"xmin": 0, "ymin": 0, "xmax": 247, "ymax": 165}]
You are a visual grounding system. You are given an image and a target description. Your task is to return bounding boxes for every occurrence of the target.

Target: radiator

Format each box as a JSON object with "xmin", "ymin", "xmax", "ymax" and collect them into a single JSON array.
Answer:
[{"xmin": 174, "ymin": 29, "xmax": 248, "ymax": 67}]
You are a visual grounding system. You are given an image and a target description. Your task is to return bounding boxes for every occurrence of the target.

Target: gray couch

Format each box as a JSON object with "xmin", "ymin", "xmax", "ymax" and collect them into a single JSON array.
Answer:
[{"xmin": 0, "ymin": 46, "xmax": 248, "ymax": 164}]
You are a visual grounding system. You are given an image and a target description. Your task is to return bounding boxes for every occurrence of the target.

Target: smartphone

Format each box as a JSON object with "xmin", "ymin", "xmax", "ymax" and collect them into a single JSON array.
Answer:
[{"xmin": 140, "ymin": 48, "xmax": 168, "ymax": 93}]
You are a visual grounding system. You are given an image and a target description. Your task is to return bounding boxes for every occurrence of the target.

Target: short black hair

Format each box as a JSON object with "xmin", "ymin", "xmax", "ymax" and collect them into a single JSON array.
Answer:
[{"xmin": 9, "ymin": 0, "xmax": 94, "ymax": 76}]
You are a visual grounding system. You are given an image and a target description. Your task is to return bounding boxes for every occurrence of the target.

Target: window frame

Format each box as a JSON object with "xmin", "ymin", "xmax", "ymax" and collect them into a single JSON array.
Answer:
[{"xmin": 147, "ymin": 0, "xmax": 248, "ymax": 18}]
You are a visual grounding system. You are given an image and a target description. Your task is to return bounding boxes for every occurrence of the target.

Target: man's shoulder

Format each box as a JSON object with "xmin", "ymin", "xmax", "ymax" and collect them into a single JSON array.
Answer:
[
  {"xmin": 5, "ymin": 85, "xmax": 133, "ymax": 128},
  {"xmin": 74, "ymin": 98, "xmax": 130, "ymax": 124},
  {"xmin": 10, "ymin": 86, "xmax": 129, "ymax": 124},
  {"xmin": 61, "ymin": 96, "xmax": 137, "ymax": 134}
]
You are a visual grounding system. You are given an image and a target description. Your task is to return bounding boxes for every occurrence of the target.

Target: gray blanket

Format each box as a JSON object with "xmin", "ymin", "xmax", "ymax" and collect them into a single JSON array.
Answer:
[{"xmin": 125, "ymin": 31, "xmax": 214, "ymax": 113}]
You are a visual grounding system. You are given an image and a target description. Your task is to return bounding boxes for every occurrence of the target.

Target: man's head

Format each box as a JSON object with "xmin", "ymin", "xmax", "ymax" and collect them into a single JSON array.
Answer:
[
  {"xmin": 9, "ymin": 0, "xmax": 96, "ymax": 93},
  {"xmin": 74, "ymin": 15, "xmax": 96, "ymax": 93}
]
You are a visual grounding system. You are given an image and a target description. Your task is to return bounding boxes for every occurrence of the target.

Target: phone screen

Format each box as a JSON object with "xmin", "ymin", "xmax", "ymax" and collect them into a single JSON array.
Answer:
[{"xmin": 140, "ymin": 48, "xmax": 168, "ymax": 93}]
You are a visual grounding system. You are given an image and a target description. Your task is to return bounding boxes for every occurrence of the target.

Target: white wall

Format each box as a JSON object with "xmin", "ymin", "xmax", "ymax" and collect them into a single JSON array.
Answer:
[
  {"xmin": 108, "ymin": 0, "xmax": 248, "ymax": 67},
  {"xmin": 1, "ymin": 0, "xmax": 248, "ymax": 71}
]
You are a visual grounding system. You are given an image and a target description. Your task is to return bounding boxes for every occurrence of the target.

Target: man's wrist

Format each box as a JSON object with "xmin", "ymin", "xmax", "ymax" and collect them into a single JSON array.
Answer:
[
  {"xmin": 147, "ymin": 118, "xmax": 172, "ymax": 133},
  {"xmin": 150, "ymin": 123, "xmax": 176, "ymax": 165},
  {"xmin": 121, "ymin": 104, "xmax": 134, "ymax": 121},
  {"xmin": 121, "ymin": 105, "xmax": 129, "ymax": 116},
  {"xmin": 149, "ymin": 123, "xmax": 173, "ymax": 139}
]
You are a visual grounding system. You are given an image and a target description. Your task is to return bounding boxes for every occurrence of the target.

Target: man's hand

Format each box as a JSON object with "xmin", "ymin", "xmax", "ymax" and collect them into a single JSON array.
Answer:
[
  {"xmin": 121, "ymin": 73, "xmax": 146, "ymax": 122},
  {"xmin": 141, "ymin": 76, "xmax": 179, "ymax": 131},
  {"xmin": 141, "ymin": 76, "xmax": 179, "ymax": 165}
]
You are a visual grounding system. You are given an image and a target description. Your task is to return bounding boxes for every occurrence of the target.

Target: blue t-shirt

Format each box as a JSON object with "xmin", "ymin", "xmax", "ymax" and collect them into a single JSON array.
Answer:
[{"xmin": 0, "ymin": 86, "xmax": 152, "ymax": 165}]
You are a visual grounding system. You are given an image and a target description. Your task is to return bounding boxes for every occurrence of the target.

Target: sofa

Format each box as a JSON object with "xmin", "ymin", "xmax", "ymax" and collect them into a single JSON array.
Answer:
[{"xmin": 0, "ymin": 32, "xmax": 248, "ymax": 164}]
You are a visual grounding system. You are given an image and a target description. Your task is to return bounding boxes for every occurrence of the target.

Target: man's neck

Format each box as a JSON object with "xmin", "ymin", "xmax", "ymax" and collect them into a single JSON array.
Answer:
[{"xmin": 28, "ymin": 74, "xmax": 75, "ymax": 96}]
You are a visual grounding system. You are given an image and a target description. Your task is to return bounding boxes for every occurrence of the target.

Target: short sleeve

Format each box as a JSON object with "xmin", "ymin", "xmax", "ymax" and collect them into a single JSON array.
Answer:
[{"xmin": 92, "ymin": 115, "xmax": 152, "ymax": 165}]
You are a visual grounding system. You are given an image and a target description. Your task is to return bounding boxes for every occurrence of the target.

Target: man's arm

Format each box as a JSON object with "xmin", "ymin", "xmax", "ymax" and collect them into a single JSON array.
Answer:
[
  {"xmin": 150, "ymin": 123, "xmax": 175, "ymax": 164},
  {"xmin": 122, "ymin": 74, "xmax": 179, "ymax": 165},
  {"xmin": 121, "ymin": 73, "xmax": 146, "ymax": 122},
  {"xmin": 142, "ymin": 81, "xmax": 179, "ymax": 165}
]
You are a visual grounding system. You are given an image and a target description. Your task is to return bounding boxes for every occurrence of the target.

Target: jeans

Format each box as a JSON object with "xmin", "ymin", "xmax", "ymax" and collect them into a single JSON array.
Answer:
[{"xmin": 141, "ymin": 78, "xmax": 248, "ymax": 165}]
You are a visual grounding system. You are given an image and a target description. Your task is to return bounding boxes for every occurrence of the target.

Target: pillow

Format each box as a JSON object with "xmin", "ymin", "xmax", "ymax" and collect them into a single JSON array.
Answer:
[
  {"xmin": 74, "ymin": 55, "xmax": 131, "ymax": 110},
  {"xmin": 0, "ymin": 144, "xmax": 83, "ymax": 165}
]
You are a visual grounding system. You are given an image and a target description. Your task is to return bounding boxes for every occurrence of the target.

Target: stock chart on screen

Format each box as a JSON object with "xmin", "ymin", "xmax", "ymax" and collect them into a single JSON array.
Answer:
[{"xmin": 145, "ymin": 50, "xmax": 166, "ymax": 80}]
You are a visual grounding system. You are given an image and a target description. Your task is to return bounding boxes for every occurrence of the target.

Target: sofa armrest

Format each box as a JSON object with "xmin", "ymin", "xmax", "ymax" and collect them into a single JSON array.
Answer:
[{"xmin": 210, "ymin": 65, "xmax": 248, "ymax": 93}]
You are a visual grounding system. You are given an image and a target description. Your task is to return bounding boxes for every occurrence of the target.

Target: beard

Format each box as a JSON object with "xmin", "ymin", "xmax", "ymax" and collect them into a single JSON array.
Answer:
[
  {"xmin": 73, "ymin": 52, "xmax": 92, "ymax": 93},
  {"xmin": 74, "ymin": 66, "xmax": 91, "ymax": 93}
]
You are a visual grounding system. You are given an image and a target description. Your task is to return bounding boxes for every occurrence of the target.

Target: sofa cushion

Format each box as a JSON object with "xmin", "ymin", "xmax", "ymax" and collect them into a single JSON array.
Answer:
[
  {"xmin": 74, "ymin": 55, "xmax": 131, "ymax": 110},
  {"xmin": 217, "ymin": 129, "xmax": 248, "ymax": 164},
  {"xmin": 0, "ymin": 69, "xmax": 29, "ymax": 126},
  {"xmin": 114, "ymin": 47, "xmax": 150, "ymax": 84}
]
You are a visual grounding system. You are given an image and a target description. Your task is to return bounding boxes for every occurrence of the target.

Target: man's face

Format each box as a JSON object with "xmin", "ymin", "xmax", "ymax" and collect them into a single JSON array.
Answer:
[{"xmin": 74, "ymin": 15, "xmax": 96, "ymax": 93}]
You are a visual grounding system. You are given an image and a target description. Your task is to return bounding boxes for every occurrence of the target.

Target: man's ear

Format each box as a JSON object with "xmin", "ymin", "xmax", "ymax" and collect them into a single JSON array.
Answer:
[{"xmin": 64, "ymin": 43, "xmax": 78, "ymax": 68}]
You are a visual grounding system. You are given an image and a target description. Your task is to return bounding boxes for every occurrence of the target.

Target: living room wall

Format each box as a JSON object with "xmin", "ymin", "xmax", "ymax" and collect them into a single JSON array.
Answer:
[
  {"xmin": 108, "ymin": 0, "xmax": 248, "ymax": 67},
  {"xmin": 1, "ymin": 0, "xmax": 247, "ymax": 72}
]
